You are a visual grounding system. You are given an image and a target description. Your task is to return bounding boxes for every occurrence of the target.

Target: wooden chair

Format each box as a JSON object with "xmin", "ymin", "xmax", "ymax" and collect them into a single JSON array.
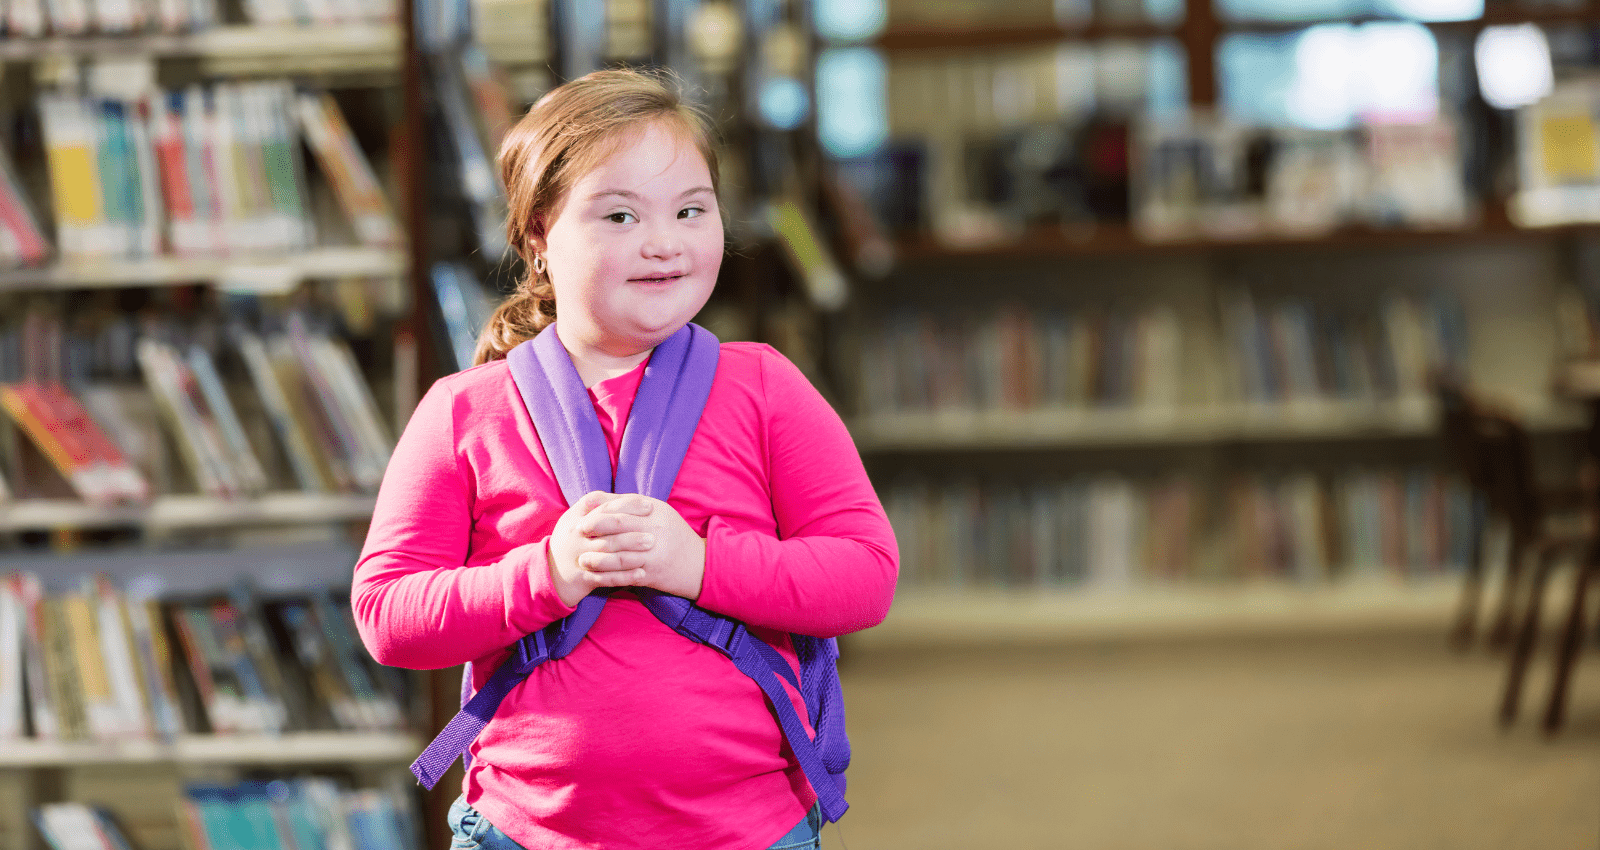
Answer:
[
  {"xmin": 1434, "ymin": 378, "xmax": 1565, "ymax": 651},
  {"xmin": 1438, "ymin": 376, "xmax": 1600, "ymax": 732}
]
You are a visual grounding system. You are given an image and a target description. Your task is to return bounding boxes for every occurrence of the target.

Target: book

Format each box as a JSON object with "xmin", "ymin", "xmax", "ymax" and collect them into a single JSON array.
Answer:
[
  {"xmin": 186, "ymin": 344, "xmax": 271, "ymax": 494},
  {"xmin": 125, "ymin": 590, "xmax": 185, "ymax": 739},
  {"xmin": 39, "ymin": 94, "xmax": 113, "ymax": 259},
  {"xmin": 0, "ymin": 576, "xmax": 22, "ymax": 740},
  {"xmin": 0, "ymin": 138, "xmax": 50, "ymax": 269},
  {"xmin": 0, "ymin": 382, "xmax": 152, "ymax": 505},
  {"xmin": 84, "ymin": 576, "xmax": 155, "ymax": 739},
  {"xmin": 430, "ymin": 262, "xmax": 497, "ymax": 372},
  {"xmin": 766, "ymin": 195, "xmax": 850, "ymax": 311},
  {"xmin": 433, "ymin": 56, "xmax": 510, "ymax": 261},
  {"xmin": 312, "ymin": 591, "xmax": 402, "ymax": 731},
  {"xmin": 237, "ymin": 328, "xmax": 331, "ymax": 493},
  {"xmin": 169, "ymin": 600, "xmax": 252, "ymax": 734},
  {"xmin": 31, "ymin": 802, "xmax": 135, "ymax": 850},
  {"xmin": 293, "ymin": 91, "xmax": 403, "ymax": 248},
  {"xmin": 39, "ymin": 597, "xmax": 90, "ymax": 740},
  {"xmin": 286, "ymin": 317, "xmax": 391, "ymax": 492},
  {"xmin": 136, "ymin": 338, "xmax": 248, "ymax": 498}
]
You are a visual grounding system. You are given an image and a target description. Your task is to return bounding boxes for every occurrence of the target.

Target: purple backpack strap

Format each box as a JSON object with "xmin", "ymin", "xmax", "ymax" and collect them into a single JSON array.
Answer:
[{"xmin": 408, "ymin": 322, "xmax": 850, "ymax": 822}]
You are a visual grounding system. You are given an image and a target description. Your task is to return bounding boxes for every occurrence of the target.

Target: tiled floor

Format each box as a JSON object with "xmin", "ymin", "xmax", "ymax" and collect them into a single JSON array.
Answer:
[{"xmin": 829, "ymin": 627, "xmax": 1600, "ymax": 850}]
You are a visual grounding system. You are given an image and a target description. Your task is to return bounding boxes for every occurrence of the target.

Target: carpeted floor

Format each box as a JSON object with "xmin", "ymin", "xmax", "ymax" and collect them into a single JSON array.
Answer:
[{"xmin": 827, "ymin": 627, "xmax": 1600, "ymax": 850}]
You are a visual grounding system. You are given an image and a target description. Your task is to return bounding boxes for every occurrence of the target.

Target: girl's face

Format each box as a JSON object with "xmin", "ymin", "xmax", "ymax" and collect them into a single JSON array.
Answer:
[{"xmin": 534, "ymin": 120, "xmax": 723, "ymax": 359}]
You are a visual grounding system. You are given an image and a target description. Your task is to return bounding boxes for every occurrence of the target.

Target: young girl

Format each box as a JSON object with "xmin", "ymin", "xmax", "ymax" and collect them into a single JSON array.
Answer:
[{"xmin": 351, "ymin": 69, "xmax": 899, "ymax": 850}]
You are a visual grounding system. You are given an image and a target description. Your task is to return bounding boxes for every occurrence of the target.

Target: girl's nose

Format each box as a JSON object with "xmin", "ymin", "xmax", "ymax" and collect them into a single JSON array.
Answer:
[{"xmin": 641, "ymin": 227, "xmax": 683, "ymax": 259}]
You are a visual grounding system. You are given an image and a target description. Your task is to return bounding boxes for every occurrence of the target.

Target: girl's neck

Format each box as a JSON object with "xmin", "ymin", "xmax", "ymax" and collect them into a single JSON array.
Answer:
[{"xmin": 557, "ymin": 325, "xmax": 655, "ymax": 387}]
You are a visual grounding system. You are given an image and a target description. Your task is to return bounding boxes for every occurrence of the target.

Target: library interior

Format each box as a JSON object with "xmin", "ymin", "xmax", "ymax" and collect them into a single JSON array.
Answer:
[{"xmin": 3, "ymin": 0, "xmax": 1600, "ymax": 847}]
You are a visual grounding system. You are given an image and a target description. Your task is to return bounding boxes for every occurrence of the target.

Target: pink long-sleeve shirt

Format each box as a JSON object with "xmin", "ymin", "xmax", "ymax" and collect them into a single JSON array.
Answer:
[{"xmin": 352, "ymin": 339, "xmax": 898, "ymax": 850}]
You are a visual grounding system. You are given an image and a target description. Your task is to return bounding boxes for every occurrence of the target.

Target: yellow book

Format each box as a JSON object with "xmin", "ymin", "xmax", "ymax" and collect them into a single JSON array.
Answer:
[{"xmin": 38, "ymin": 96, "xmax": 108, "ymax": 258}]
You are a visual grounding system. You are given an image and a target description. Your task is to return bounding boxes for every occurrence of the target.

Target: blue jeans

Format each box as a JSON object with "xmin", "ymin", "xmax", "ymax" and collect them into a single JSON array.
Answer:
[{"xmin": 447, "ymin": 795, "xmax": 822, "ymax": 849}]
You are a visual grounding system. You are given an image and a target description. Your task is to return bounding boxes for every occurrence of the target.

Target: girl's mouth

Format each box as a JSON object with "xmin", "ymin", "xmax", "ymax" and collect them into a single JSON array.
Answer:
[{"xmin": 631, "ymin": 274, "xmax": 684, "ymax": 284}]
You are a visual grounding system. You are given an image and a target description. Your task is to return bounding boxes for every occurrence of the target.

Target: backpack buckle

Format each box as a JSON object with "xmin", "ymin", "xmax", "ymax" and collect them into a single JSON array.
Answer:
[
  {"xmin": 514, "ymin": 630, "xmax": 549, "ymax": 673},
  {"xmin": 705, "ymin": 618, "xmax": 745, "ymax": 658}
]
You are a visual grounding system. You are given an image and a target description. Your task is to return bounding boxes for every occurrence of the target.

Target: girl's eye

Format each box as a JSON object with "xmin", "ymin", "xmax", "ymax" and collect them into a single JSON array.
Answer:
[
  {"xmin": 679, "ymin": 206, "xmax": 705, "ymax": 219},
  {"xmin": 607, "ymin": 212, "xmax": 637, "ymax": 224}
]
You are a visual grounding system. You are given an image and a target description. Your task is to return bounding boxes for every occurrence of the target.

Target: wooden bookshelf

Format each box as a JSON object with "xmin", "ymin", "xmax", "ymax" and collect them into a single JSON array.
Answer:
[
  {"xmin": 852, "ymin": 575, "xmax": 1459, "ymax": 649},
  {"xmin": 877, "ymin": 21, "xmax": 1174, "ymax": 51},
  {"xmin": 0, "ymin": 24, "xmax": 401, "ymax": 73},
  {"xmin": 0, "ymin": 492, "xmax": 377, "ymax": 533},
  {"xmin": 0, "ymin": 246, "xmax": 405, "ymax": 293},
  {"xmin": 0, "ymin": 731, "xmax": 419, "ymax": 768},
  {"xmin": 849, "ymin": 401, "xmax": 1584, "ymax": 453},
  {"xmin": 891, "ymin": 219, "xmax": 1600, "ymax": 264},
  {"xmin": 874, "ymin": 6, "xmax": 1600, "ymax": 53}
]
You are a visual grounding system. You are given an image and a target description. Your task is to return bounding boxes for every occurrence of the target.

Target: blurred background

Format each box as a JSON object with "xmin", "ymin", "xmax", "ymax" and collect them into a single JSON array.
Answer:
[{"xmin": 3, "ymin": 0, "xmax": 1600, "ymax": 847}]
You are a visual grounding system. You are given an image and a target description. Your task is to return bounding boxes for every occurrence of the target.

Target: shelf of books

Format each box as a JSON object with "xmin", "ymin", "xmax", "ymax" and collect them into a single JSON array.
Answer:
[
  {"xmin": 0, "ymin": 23, "xmax": 401, "ymax": 66},
  {"xmin": 855, "ymin": 575, "xmax": 1460, "ymax": 649},
  {"xmin": 0, "ymin": 730, "xmax": 419, "ymax": 768},
  {"xmin": 0, "ymin": 493, "xmax": 379, "ymax": 533},
  {"xmin": 851, "ymin": 401, "xmax": 1583, "ymax": 453},
  {"xmin": 0, "ymin": 247, "xmax": 405, "ymax": 293}
]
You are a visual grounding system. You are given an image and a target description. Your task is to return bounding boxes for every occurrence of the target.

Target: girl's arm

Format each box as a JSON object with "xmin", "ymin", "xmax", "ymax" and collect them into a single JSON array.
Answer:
[
  {"xmin": 696, "ymin": 347, "xmax": 899, "ymax": 638},
  {"xmin": 351, "ymin": 380, "xmax": 575, "ymax": 670}
]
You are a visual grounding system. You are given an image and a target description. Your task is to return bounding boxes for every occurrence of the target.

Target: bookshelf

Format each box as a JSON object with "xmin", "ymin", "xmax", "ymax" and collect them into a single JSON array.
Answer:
[
  {"xmin": 851, "ymin": 402, "xmax": 1584, "ymax": 453},
  {"xmin": 819, "ymin": 0, "xmax": 1600, "ymax": 631},
  {"xmin": 0, "ymin": 492, "xmax": 378, "ymax": 533},
  {"xmin": 0, "ymin": 23, "xmax": 401, "ymax": 66},
  {"xmin": 0, "ymin": 731, "xmax": 420, "ymax": 769},
  {"xmin": 0, "ymin": 246, "xmax": 405, "ymax": 292},
  {"xmin": 1, "ymin": 0, "xmax": 431, "ymax": 844}
]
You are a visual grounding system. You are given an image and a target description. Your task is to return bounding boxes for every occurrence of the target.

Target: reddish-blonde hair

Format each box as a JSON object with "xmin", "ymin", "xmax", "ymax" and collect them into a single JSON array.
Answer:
[{"xmin": 473, "ymin": 68, "xmax": 721, "ymax": 365}]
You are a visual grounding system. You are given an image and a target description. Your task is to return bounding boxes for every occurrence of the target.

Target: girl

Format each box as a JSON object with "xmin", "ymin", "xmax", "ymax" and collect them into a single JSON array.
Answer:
[{"xmin": 352, "ymin": 69, "xmax": 899, "ymax": 850}]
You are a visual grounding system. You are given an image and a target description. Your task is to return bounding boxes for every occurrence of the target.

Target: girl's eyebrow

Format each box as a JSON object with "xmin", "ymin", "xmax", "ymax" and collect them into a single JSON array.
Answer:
[{"xmin": 587, "ymin": 186, "xmax": 715, "ymax": 202}]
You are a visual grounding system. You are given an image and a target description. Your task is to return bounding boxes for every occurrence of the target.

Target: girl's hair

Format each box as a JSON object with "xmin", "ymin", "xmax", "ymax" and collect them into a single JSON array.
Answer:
[{"xmin": 472, "ymin": 68, "xmax": 721, "ymax": 366}]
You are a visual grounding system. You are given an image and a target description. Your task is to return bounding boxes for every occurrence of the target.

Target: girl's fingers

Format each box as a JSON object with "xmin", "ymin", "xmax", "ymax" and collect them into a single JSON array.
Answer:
[
  {"xmin": 582, "ymin": 568, "xmax": 647, "ymax": 589},
  {"xmin": 604, "ymin": 495, "xmax": 655, "ymax": 516},
  {"xmin": 577, "ymin": 550, "xmax": 648, "ymax": 572},
  {"xmin": 578, "ymin": 512, "xmax": 654, "ymax": 537},
  {"xmin": 574, "ymin": 490, "xmax": 613, "ymax": 514},
  {"xmin": 584, "ymin": 532, "xmax": 654, "ymax": 553}
]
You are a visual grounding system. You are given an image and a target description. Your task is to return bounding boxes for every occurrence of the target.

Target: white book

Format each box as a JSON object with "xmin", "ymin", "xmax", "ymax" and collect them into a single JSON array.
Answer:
[
  {"xmin": 187, "ymin": 344, "xmax": 270, "ymax": 494},
  {"xmin": 89, "ymin": 578, "xmax": 153, "ymax": 739},
  {"xmin": 1086, "ymin": 476, "xmax": 1137, "ymax": 591},
  {"xmin": 0, "ymin": 579, "xmax": 22, "ymax": 740},
  {"xmin": 207, "ymin": 83, "xmax": 249, "ymax": 253}
]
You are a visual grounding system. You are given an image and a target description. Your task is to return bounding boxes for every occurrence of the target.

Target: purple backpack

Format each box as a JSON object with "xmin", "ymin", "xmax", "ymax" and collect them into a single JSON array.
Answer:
[{"xmin": 409, "ymin": 322, "xmax": 851, "ymax": 822}]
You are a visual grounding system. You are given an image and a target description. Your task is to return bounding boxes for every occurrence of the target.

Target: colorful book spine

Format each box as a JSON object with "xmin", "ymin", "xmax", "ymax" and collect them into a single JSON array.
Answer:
[{"xmin": 294, "ymin": 90, "xmax": 402, "ymax": 248}]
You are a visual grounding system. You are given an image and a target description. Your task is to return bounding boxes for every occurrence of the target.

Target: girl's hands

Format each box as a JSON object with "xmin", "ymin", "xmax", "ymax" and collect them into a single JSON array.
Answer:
[{"xmin": 546, "ymin": 491, "xmax": 707, "ymax": 607}]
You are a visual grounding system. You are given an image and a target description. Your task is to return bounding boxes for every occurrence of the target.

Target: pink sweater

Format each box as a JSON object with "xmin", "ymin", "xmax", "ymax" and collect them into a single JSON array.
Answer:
[{"xmin": 352, "ymin": 341, "xmax": 898, "ymax": 850}]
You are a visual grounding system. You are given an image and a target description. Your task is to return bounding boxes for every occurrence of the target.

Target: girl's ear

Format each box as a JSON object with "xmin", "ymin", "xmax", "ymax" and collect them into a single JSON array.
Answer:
[{"xmin": 528, "ymin": 233, "xmax": 547, "ymax": 255}]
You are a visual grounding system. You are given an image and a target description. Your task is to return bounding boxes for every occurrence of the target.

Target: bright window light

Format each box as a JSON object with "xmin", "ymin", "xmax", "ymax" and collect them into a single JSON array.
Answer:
[
  {"xmin": 1475, "ymin": 24, "xmax": 1554, "ymax": 110},
  {"xmin": 758, "ymin": 76, "xmax": 810, "ymax": 130},
  {"xmin": 1350, "ymin": 22, "xmax": 1438, "ymax": 121},
  {"xmin": 814, "ymin": 0, "xmax": 886, "ymax": 43},
  {"xmin": 1225, "ymin": 22, "xmax": 1439, "ymax": 127},
  {"xmin": 817, "ymin": 48, "xmax": 888, "ymax": 158},
  {"xmin": 1377, "ymin": 0, "xmax": 1481, "ymax": 21}
]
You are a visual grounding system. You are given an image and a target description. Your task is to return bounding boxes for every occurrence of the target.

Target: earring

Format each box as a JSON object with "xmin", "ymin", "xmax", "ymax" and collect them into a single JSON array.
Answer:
[{"xmin": 532, "ymin": 253, "xmax": 546, "ymax": 275}]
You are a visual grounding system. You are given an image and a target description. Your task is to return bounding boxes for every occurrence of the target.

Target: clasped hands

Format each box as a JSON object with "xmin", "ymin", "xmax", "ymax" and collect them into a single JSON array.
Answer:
[{"xmin": 547, "ymin": 491, "xmax": 707, "ymax": 608}]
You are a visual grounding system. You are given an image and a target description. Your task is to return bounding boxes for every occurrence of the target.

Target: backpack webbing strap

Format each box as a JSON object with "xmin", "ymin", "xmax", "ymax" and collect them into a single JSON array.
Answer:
[{"xmin": 636, "ymin": 589, "xmax": 847, "ymax": 821}]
